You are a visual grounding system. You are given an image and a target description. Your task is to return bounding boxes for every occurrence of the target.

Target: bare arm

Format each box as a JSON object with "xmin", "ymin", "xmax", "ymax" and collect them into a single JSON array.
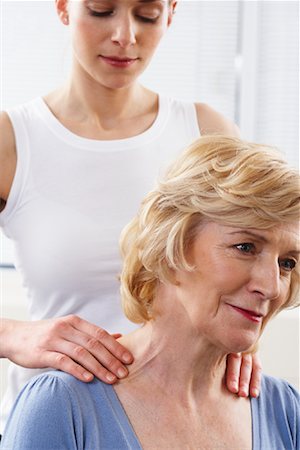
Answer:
[
  {"xmin": 195, "ymin": 103, "xmax": 240, "ymax": 137},
  {"xmin": 0, "ymin": 111, "xmax": 17, "ymax": 206}
]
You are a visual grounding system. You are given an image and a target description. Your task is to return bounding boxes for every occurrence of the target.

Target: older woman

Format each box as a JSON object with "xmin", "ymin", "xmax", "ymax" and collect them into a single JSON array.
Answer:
[{"xmin": 1, "ymin": 136, "xmax": 299, "ymax": 449}]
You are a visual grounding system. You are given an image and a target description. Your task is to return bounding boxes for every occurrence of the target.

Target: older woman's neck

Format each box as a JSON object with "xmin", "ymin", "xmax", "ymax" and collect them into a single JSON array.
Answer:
[{"xmin": 118, "ymin": 319, "xmax": 228, "ymax": 401}]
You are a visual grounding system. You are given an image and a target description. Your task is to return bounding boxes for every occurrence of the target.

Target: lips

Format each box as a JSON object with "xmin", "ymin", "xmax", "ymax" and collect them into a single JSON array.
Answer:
[
  {"xmin": 100, "ymin": 55, "xmax": 138, "ymax": 68},
  {"xmin": 226, "ymin": 304, "xmax": 265, "ymax": 323}
]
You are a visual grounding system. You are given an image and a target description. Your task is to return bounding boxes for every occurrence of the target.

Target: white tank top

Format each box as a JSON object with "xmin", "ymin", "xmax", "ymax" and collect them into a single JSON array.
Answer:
[{"xmin": 0, "ymin": 95, "xmax": 200, "ymax": 429}]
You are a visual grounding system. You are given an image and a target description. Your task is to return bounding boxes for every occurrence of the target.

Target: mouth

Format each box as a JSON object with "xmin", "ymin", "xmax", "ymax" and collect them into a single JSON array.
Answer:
[
  {"xmin": 226, "ymin": 304, "xmax": 264, "ymax": 323},
  {"xmin": 100, "ymin": 55, "xmax": 138, "ymax": 68}
]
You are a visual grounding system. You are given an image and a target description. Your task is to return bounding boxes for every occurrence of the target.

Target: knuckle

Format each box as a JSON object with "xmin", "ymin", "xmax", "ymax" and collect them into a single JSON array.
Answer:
[
  {"xmin": 73, "ymin": 346, "xmax": 87, "ymax": 359},
  {"xmin": 51, "ymin": 317, "xmax": 70, "ymax": 334},
  {"xmin": 242, "ymin": 354, "xmax": 252, "ymax": 367},
  {"xmin": 242, "ymin": 362, "xmax": 252, "ymax": 371},
  {"xmin": 66, "ymin": 314, "xmax": 80, "ymax": 326},
  {"xmin": 254, "ymin": 363, "xmax": 262, "ymax": 373},
  {"xmin": 54, "ymin": 354, "xmax": 68, "ymax": 367},
  {"xmin": 86, "ymin": 337, "xmax": 101, "ymax": 351},
  {"xmin": 253, "ymin": 357, "xmax": 263, "ymax": 372},
  {"xmin": 94, "ymin": 327, "xmax": 108, "ymax": 341},
  {"xmin": 102, "ymin": 353, "xmax": 117, "ymax": 369}
]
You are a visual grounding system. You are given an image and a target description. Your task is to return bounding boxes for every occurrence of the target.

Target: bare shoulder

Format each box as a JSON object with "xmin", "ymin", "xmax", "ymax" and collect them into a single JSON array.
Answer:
[
  {"xmin": 195, "ymin": 103, "xmax": 240, "ymax": 137},
  {"xmin": 0, "ymin": 111, "xmax": 17, "ymax": 205}
]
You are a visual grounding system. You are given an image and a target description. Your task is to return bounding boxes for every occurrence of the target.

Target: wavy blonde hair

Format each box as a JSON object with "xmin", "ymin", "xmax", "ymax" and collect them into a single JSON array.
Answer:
[{"xmin": 120, "ymin": 136, "xmax": 300, "ymax": 323}]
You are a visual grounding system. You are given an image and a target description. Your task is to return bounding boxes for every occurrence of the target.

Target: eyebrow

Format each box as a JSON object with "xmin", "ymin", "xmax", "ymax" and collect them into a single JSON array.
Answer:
[
  {"xmin": 228, "ymin": 230, "xmax": 300, "ymax": 255},
  {"xmin": 228, "ymin": 230, "xmax": 269, "ymax": 243}
]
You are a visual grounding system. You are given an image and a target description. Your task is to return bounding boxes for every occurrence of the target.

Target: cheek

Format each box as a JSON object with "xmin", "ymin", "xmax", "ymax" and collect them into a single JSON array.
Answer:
[
  {"xmin": 71, "ymin": 21, "xmax": 100, "ymax": 57},
  {"xmin": 140, "ymin": 25, "xmax": 166, "ymax": 52},
  {"xmin": 199, "ymin": 257, "xmax": 246, "ymax": 292}
]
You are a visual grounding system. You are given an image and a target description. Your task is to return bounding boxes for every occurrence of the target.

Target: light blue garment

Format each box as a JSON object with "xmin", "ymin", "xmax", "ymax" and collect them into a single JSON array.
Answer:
[
  {"xmin": 1, "ymin": 371, "xmax": 299, "ymax": 449},
  {"xmin": 251, "ymin": 374, "xmax": 299, "ymax": 450},
  {"xmin": 1, "ymin": 371, "xmax": 142, "ymax": 450}
]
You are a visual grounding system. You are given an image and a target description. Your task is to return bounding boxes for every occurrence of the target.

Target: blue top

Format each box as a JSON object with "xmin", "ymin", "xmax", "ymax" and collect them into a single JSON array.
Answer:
[{"xmin": 1, "ymin": 371, "xmax": 299, "ymax": 449}]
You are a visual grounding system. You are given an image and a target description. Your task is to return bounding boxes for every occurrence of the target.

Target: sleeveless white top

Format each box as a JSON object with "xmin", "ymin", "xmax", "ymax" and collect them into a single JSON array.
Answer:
[{"xmin": 0, "ymin": 95, "xmax": 200, "ymax": 429}]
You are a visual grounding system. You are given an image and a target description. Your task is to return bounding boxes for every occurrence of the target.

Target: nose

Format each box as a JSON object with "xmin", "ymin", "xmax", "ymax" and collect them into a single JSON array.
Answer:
[
  {"xmin": 249, "ymin": 259, "xmax": 281, "ymax": 301},
  {"xmin": 111, "ymin": 16, "xmax": 137, "ymax": 48}
]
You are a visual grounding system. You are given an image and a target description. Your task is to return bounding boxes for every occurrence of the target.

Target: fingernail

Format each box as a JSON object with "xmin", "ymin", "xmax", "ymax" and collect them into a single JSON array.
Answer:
[
  {"xmin": 117, "ymin": 367, "xmax": 128, "ymax": 378},
  {"xmin": 231, "ymin": 382, "xmax": 238, "ymax": 392},
  {"xmin": 240, "ymin": 390, "xmax": 249, "ymax": 398},
  {"xmin": 252, "ymin": 389, "xmax": 259, "ymax": 398},
  {"xmin": 83, "ymin": 372, "xmax": 93, "ymax": 381},
  {"xmin": 106, "ymin": 373, "xmax": 116, "ymax": 382},
  {"xmin": 122, "ymin": 352, "xmax": 132, "ymax": 363}
]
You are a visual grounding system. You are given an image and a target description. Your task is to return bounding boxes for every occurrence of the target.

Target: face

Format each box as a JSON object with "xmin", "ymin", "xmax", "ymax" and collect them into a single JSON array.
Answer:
[
  {"xmin": 56, "ymin": 0, "xmax": 176, "ymax": 90},
  {"xmin": 172, "ymin": 221, "xmax": 299, "ymax": 353}
]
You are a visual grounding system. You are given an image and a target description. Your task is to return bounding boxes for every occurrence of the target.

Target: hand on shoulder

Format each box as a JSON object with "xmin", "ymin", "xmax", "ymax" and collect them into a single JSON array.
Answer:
[
  {"xmin": 0, "ymin": 111, "xmax": 16, "ymax": 205},
  {"xmin": 195, "ymin": 102, "xmax": 240, "ymax": 138}
]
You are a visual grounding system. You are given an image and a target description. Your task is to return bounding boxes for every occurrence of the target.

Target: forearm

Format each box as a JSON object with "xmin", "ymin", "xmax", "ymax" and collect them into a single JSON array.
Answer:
[{"xmin": 0, "ymin": 318, "xmax": 21, "ymax": 358}]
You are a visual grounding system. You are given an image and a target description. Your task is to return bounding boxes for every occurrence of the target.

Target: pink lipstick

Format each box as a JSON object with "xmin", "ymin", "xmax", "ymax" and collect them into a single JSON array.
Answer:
[{"xmin": 228, "ymin": 305, "xmax": 264, "ymax": 323}]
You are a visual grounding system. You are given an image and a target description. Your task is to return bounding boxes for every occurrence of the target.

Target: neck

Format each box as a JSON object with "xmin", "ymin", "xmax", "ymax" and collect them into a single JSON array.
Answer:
[
  {"xmin": 119, "ymin": 317, "xmax": 228, "ymax": 402},
  {"xmin": 50, "ymin": 61, "xmax": 153, "ymax": 123}
]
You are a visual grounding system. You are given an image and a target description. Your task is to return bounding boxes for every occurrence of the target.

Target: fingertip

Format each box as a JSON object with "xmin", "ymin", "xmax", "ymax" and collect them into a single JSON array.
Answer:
[
  {"xmin": 83, "ymin": 371, "xmax": 94, "ymax": 381},
  {"xmin": 251, "ymin": 388, "xmax": 259, "ymax": 398},
  {"xmin": 122, "ymin": 352, "xmax": 133, "ymax": 364},
  {"xmin": 117, "ymin": 367, "xmax": 127, "ymax": 378},
  {"xmin": 106, "ymin": 373, "xmax": 117, "ymax": 383},
  {"xmin": 229, "ymin": 382, "xmax": 239, "ymax": 393},
  {"xmin": 112, "ymin": 333, "xmax": 123, "ymax": 339},
  {"xmin": 238, "ymin": 389, "xmax": 249, "ymax": 398}
]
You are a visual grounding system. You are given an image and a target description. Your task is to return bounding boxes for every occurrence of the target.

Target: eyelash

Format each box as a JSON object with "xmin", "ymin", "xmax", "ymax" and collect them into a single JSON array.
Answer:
[
  {"xmin": 234, "ymin": 243, "xmax": 297, "ymax": 272},
  {"xmin": 88, "ymin": 10, "xmax": 159, "ymax": 23},
  {"xmin": 279, "ymin": 259, "xmax": 297, "ymax": 271},
  {"xmin": 235, "ymin": 243, "xmax": 255, "ymax": 254}
]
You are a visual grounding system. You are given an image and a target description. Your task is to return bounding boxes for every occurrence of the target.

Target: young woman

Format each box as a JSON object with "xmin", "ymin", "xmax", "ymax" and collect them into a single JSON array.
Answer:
[{"xmin": 0, "ymin": 0, "xmax": 260, "ymax": 431}]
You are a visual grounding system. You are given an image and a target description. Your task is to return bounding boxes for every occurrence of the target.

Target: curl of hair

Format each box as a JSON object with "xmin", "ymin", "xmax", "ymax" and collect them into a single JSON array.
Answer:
[{"xmin": 120, "ymin": 136, "xmax": 300, "ymax": 323}]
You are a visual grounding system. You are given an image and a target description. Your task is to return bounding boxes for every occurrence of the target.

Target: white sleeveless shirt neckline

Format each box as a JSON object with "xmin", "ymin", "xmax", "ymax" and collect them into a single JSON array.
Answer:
[{"xmin": 36, "ymin": 95, "xmax": 171, "ymax": 151}]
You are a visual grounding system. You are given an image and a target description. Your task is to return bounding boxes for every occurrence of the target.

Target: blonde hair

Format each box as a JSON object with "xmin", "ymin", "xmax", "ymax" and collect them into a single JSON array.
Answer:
[{"xmin": 120, "ymin": 136, "xmax": 300, "ymax": 323}]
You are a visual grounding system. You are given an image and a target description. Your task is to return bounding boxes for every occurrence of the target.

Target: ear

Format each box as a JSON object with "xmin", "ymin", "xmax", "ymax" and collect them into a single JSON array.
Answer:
[
  {"xmin": 167, "ymin": 1, "xmax": 177, "ymax": 27},
  {"xmin": 56, "ymin": 0, "xmax": 69, "ymax": 25}
]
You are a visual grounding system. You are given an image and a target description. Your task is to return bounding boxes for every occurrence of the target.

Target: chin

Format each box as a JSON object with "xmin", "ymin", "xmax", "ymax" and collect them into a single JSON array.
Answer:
[
  {"xmin": 221, "ymin": 332, "xmax": 259, "ymax": 354},
  {"xmin": 101, "ymin": 77, "xmax": 138, "ymax": 91}
]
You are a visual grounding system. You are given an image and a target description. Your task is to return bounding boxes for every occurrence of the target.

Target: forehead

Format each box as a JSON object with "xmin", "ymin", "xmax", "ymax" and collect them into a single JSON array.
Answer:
[
  {"xmin": 195, "ymin": 222, "xmax": 300, "ymax": 252},
  {"xmin": 254, "ymin": 223, "xmax": 300, "ymax": 248}
]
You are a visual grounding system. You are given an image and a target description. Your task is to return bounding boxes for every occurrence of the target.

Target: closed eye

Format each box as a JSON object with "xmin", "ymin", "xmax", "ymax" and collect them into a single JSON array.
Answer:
[
  {"xmin": 137, "ymin": 15, "xmax": 159, "ymax": 23},
  {"xmin": 88, "ymin": 10, "xmax": 113, "ymax": 17}
]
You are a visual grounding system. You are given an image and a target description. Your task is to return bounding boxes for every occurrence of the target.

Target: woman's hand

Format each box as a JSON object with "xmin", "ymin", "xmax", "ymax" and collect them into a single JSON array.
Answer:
[
  {"xmin": 1, "ymin": 316, "xmax": 133, "ymax": 383},
  {"xmin": 225, "ymin": 352, "xmax": 262, "ymax": 398}
]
